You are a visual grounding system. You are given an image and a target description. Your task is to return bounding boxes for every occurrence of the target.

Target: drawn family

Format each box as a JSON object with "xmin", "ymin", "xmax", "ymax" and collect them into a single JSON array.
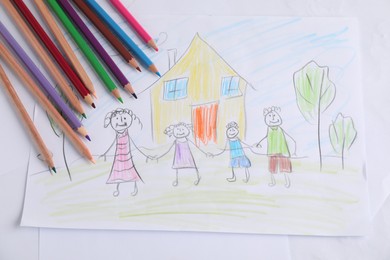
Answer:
[{"xmin": 101, "ymin": 106, "xmax": 296, "ymax": 196}]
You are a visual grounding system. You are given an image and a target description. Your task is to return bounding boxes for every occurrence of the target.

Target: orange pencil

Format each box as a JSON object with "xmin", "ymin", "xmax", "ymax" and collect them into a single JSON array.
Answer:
[
  {"xmin": 34, "ymin": 0, "xmax": 97, "ymax": 98},
  {"xmin": 1, "ymin": 0, "xmax": 88, "ymax": 115},
  {"xmin": 0, "ymin": 63, "xmax": 56, "ymax": 173},
  {"xmin": 0, "ymin": 42, "xmax": 94, "ymax": 163}
]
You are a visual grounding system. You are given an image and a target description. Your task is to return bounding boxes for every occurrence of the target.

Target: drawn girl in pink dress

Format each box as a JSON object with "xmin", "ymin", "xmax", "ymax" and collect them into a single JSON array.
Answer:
[
  {"xmin": 156, "ymin": 122, "xmax": 207, "ymax": 186},
  {"xmin": 102, "ymin": 108, "xmax": 149, "ymax": 197}
]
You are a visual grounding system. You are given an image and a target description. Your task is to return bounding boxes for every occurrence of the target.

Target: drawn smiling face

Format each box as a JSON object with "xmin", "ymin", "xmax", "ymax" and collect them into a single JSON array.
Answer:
[
  {"xmin": 226, "ymin": 126, "xmax": 239, "ymax": 139},
  {"xmin": 265, "ymin": 111, "xmax": 282, "ymax": 127},
  {"xmin": 111, "ymin": 113, "xmax": 133, "ymax": 132},
  {"xmin": 173, "ymin": 125, "xmax": 190, "ymax": 138}
]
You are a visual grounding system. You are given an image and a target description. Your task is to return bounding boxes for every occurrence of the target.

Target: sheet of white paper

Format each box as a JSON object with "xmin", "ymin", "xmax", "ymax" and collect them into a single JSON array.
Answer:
[{"xmin": 20, "ymin": 14, "xmax": 369, "ymax": 236}]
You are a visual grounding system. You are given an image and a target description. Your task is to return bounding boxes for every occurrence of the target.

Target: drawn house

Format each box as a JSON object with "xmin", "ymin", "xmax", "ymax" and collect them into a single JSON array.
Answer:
[{"xmin": 150, "ymin": 34, "xmax": 248, "ymax": 146}]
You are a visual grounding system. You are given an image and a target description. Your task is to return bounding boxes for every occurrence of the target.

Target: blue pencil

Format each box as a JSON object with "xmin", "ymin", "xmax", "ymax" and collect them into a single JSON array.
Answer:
[{"xmin": 81, "ymin": 0, "xmax": 160, "ymax": 76}]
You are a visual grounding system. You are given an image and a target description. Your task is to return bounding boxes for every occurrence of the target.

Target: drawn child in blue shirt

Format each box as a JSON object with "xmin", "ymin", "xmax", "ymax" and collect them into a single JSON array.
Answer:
[{"xmin": 212, "ymin": 122, "xmax": 251, "ymax": 182}]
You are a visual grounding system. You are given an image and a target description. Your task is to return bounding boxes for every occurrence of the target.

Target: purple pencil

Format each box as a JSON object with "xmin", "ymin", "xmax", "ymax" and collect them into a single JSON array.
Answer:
[
  {"xmin": 0, "ymin": 21, "xmax": 90, "ymax": 140},
  {"xmin": 58, "ymin": 0, "xmax": 137, "ymax": 99}
]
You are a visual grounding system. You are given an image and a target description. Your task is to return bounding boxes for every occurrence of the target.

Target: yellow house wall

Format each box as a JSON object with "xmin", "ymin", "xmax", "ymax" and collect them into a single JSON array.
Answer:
[{"xmin": 150, "ymin": 35, "xmax": 248, "ymax": 146}]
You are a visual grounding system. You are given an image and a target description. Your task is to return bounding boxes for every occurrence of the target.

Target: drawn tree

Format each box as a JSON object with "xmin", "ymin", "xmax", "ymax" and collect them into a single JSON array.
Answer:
[
  {"xmin": 293, "ymin": 60, "xmax": 336, "ymax": 170},
  {"xmin": 329, "ymin": 113, "xmax": 357, "ymax": 169}
]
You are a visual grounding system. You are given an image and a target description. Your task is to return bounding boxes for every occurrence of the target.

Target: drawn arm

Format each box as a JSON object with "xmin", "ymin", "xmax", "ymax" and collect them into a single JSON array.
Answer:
[
  {"xmin": 212, "ymin": 140, "xmax": 228, "ymax": 157},
  {"xmin": 188, "ymin": 139, "xmax": 208, "ymax": 156},
  {"xmin": 130, "ymin": 138, "xmax": 152, "ymax": 159},
  {"xmin": 155, "ymin": 142, "xmax": 175, "ymax": 160},
  {"xmin": 256, "ymin": 136, "xmax": 267, "ymax": 148},
  {"xmin": 284, "ymin": 131, "xmax": 297, "ymax": 156},
  {"xmin": 99, "ymin": 137, "xmax": 116, "ymax": 161}
]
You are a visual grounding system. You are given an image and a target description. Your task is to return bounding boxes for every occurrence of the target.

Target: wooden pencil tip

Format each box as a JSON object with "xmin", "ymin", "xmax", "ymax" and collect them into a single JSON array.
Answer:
[
  {"xmin": 52, "ymin": 167, "xmax": 57, "ymax": 173},
  {"xmin": 132, "ymin": 93, "xmax": 138, "ymax": 99},
  {"xmin": 82, "ymin": 113, "xmax": 87, "ymax": 119},
  {"xmin": 136, "ymin": 67, "xmax": 141, "ymax": 72},
  {"xmin": 86, "ymin": 135, "xmax": 91, "ymax": 141},
  {"xmin": 118, "ymin": 97, "xmax": 124, "ymax": 103},
  {"xmin": 91, "ymin": 158, "xmax": 96, "ymax": 164},
  {"xmin": 92, "ymin": 103, "xmax": 96, "ymax": 109},
  {"xmin": 156, "ymin": 71, "xmax": 161, "ymax": 77}
]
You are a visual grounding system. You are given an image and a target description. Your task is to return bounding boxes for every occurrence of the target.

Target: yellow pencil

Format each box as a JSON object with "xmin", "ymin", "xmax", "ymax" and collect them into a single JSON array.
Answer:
[{"xmin": 0, "ymin": 63, "xmax": 56, "ymax": 173}]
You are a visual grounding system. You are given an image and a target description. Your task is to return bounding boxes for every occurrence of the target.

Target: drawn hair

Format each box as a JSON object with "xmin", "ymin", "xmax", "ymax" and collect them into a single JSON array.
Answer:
[
  {"xmin": 263, "ymin": 106, "xmax": 281, "ymax": 116},
  {"xmin": 226, "ymin": 121, "xmax": 239, "ymax": 129},
  {"xmin": 104, "ymin": 108, "xmax": 143, "ymax": 129},
  {"xmin": 164, "ymin": 122, "xmax": 192, "ymax": 137}
]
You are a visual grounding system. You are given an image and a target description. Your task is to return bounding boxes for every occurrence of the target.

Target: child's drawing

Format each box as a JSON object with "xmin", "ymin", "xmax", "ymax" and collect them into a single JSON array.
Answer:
[
  {"xmin": 212, "ymin": 122, "xmax": 252, "ymax": 183},
  {"xmin": 257, "ymin": 107, "xmax": 296, "ymax": 188},
  {"xmin": 101, "ymin": 108, "xmax": 146, "ymax": 196},
  {"xmin": 21, "ymin": 16, "xmax": 368, "ymax": 236},
  {"xmin": 155, "ymin": 122, "xmax": 206, "ymax": 186}
]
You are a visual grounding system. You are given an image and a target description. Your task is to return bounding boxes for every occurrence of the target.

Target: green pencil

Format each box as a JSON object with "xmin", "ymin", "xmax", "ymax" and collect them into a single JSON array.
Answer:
[{"xmin": 46, "ymin": 0, "xmax": 122, "ymax": 103}]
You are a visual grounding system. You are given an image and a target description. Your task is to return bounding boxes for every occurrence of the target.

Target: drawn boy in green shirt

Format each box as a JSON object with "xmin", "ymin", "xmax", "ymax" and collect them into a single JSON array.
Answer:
[{"xmin": 257, "ymin": 107, "xmax": 296, "ymax": 188}]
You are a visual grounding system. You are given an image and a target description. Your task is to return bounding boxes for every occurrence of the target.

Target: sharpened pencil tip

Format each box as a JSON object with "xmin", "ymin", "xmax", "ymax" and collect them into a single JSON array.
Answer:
[
  {"xmin": 82, "ymin": 113, "xmax": 87, "ymax": 119},
  {"xmin": 92, "ymin": 103, "xmax": 96, "ymax": 109},
  {"xmin": 132, "ymin": 93, "xmax": 138, "ymax": 99},
  {"xmin": 52, "ymin": 167, "xmax": 57, "ymax": 173},
  {"xmin": 86, "ymin": 135, "xmax": 91, "ymax": 141},
  {"xmin": 136, "ymin": 67, "xmax": 141, "ymax": 72},
  {"xmin": 118, "ymin": 97, "xmax": 124, "ymax": 103},
  {"xmin": 91, "ymin": 158, "xmax": 96, "ymax": 164},
  {"xmin": 156, "ymin": 71, "xmax": 161, "ymax": 77}
]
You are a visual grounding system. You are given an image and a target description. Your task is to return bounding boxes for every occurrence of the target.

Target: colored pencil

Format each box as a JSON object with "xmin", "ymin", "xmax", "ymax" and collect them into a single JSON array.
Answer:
[
  {"xmin": 109, "ymin": 0, "xmax": 158, "ymax": 51},
  {"xmin": 84, "ymin": 0, "xmax": 160, "ymax": 76},
  {"xmin": 1, "ymin": 0, "xmax": 86, "ymax": 117},
  {"xmin": 12, "ymin": 0, "xmax": 95, "ymax": 108},
  {"xmin": 34, "ymin": 0, "xmax": 96, "ymax": 98},
  {"xmin": 0, "ymin": 64, "xmax": 56, "ymax": 173},
  {"xmin": 46, "ymin": 0, "xmax": 123, "ymax": 103},
  {"xmin": 0, "ymin": 43, "xmax": 94, "ymax": 163},
  {"xmin": 0, "ymin": 22, "xmax": 90, "ymax": 140},
  {"xmin": 72, "ymin": 0, "xmax": 140, "ymax": 71},
  {"xmin": 58, "ymin": 0, "xmax": 137, "ymax": 99}
]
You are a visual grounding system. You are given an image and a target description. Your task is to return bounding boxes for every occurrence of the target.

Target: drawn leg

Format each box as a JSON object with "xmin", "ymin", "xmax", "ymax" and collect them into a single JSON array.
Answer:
[
  {"xmin": 172, "ymin": 169, "xmax": 179, "ymax": 186},
  {"xmin": 194, "ymin": 168, "xmax": 201, "ymax": 185},
  {"xmin": 227, "ymin": 168, "xmax": 236, "ymax": 182},
  {"xmin": 268, "ymin": 174, "xmax": 276, "ymax": 187},
  {"xmin": 243, "ymin": 168, "xmax": 250, "ymax": 183},
  {"xmin": 113, "ymin": 183, "xmax": 120, "ymax": 197},
  {"xmin": 284, "ymin": 173, "xmax": 291, "ymax": 188},
  {"xmin": 131, "ymin": 182, "xmax": 138, "ymax": 196}
]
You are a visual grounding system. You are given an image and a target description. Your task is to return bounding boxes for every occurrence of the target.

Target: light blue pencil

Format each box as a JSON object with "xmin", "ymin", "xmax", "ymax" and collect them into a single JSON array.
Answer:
[{"xmin": 81, "ymin": 0, "xmax": 160, "ymax": 76}]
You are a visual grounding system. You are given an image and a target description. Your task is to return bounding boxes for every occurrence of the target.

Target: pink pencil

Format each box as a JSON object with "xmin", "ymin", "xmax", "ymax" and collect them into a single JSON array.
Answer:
[{"xmin": 109, "ymin": 0, "xmax": 158, "ymax": 51}]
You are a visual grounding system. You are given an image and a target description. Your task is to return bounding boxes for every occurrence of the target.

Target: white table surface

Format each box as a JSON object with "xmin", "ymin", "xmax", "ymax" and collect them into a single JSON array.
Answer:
[{"xmin": 1, "ymin": 0, "xmax": 390, "ymax": 259}]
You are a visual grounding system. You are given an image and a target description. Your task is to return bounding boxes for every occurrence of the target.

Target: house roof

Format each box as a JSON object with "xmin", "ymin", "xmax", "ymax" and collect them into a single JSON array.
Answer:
[{"xmin": 150, "ymin": 33, "xmax": 247, "ymax": 88}]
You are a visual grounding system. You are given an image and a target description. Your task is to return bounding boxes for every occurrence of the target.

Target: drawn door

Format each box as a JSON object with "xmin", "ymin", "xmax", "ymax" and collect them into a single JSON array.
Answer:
[{"xmin": 192, "ymin": 103, "xmax": 218, "ymax": 146}]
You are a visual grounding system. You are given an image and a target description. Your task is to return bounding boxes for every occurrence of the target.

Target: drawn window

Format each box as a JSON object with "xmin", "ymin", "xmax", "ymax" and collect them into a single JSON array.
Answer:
[
  {"xmin": 163, "ymin": 78, "xmax": 188, "ymax": 100},
  {"xmin": 221, "ymin": 76, "xmax": 240, "ymax": 97}
]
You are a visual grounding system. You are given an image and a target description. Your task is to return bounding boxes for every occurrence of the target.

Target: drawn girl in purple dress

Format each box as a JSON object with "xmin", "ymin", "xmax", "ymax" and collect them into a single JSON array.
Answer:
[
  {"xmin": 101, "ymin": 108, "xmax": 149, "ymax": 197},
  {"xmin": 155, "ymin": 122, "xmax": 207, "ymax": 186}
]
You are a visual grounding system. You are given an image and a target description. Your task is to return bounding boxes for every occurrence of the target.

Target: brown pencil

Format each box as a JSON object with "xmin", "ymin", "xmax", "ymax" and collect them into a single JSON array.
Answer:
[
  {"xmin": 0, "ymin": 43, "xmax": 95, "ymax": 163},
  {"xmin": 1, "ymin": 0, "xmax": 89, "ymax": 115},
  {"xmin": 72, "ymin": 0, "xmax": 141, "ymax": 71},
  {"xmin": 34, "ymin": 0, "xmax": 97, "ymax": 98},
  {"xmin": 0, "ymin": 63, "xmax": 56, "ymax": 173}
]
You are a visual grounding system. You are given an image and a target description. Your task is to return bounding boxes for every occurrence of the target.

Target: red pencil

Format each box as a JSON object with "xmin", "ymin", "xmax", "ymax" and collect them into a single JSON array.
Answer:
[{"xmin": 12, "ymin": 0, "xmax": 95, "ymax": 108}]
